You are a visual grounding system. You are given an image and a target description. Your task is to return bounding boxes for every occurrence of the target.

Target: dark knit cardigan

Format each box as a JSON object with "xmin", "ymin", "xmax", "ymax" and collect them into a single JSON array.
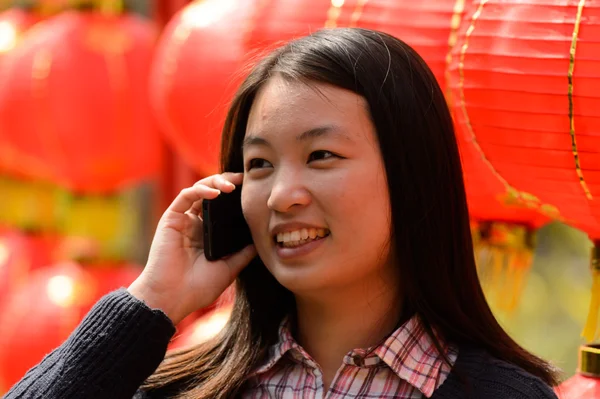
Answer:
[{"xmin": 3, "ymin": 289, "xmax": 558, "ymax": 399}]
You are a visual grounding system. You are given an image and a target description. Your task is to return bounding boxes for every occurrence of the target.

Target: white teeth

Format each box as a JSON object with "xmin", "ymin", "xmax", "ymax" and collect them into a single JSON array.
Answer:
[{"xmin": 276, "ymin": 228, "xmax": 328, "ymax": 243}]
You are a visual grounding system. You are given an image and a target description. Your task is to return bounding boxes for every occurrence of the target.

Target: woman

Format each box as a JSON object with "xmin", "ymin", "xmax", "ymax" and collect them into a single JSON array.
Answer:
[{"xmin": 5, "ymin": 28, "xmax": 559, "ymax": 399}]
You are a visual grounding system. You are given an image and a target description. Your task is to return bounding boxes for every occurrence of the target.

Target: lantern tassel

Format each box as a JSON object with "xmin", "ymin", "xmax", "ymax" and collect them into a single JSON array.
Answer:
[
  {"xmin": 472, "ymin": 222, "xmax": 537, "ymax": 314},
  {"xmin": 504, "ymin": 250, "xmax": 532, "ymax": 312},
  {"xmin": 582, "ymin": 242, "xmax": 600, "ymax": 342}
]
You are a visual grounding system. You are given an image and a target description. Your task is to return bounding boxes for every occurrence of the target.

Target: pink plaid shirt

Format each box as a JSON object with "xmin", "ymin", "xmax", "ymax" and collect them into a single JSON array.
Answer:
[{"xmin": 242, "ymin": 316, "xmax": 458, "ymax": 398}]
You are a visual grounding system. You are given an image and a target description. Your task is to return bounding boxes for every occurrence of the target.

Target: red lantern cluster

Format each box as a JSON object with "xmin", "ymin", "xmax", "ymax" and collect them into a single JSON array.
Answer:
[
  {"xmin": 0, "ymin": 11, "xmax": 161, "ymax": 193},
  {"xmin": 446, "ymin": 0, "xmax": 600, "ymax": 341},
  {"xmin": 447, "ymin": 0, "xmax": 599, "ymax": 238},
  {"xmin": 150, "ymin": 0, "xmax": 465, "ymax": 176}
]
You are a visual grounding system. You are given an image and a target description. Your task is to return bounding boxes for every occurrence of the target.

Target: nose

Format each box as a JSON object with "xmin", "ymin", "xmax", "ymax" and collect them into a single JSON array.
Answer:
[{"xmin": 267, "ymin": 168, "xmax": 311, "ymax": 213}]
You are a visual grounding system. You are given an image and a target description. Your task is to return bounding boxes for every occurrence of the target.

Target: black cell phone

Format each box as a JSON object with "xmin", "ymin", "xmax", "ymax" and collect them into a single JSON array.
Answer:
[{"xmin": 202, "ymin": 186, "xmax": 253, "ymax": 261}]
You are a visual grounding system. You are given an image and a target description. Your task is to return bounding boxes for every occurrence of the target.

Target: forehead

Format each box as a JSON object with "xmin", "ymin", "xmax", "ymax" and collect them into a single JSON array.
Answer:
[{"xmin": 246, "ymin": 76, "xmax": 373, "ymax": 139}]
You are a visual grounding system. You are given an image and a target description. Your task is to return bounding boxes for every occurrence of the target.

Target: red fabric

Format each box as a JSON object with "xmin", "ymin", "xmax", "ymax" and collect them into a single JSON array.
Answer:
[
  {"xmin": 447, "ymin": 0, "xmax": 600, "ymax": 238},
  {"xmin": 150, "ymin": 0, "xmax": 462, "ymax": 176},
  {"xmin": 0, "ymin": 11, "xmax": 161, "ymax": 193}
]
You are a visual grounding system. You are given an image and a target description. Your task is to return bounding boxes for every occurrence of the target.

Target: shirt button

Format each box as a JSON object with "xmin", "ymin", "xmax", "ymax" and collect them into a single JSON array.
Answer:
[{"xmin": 352, "ymin": 354, "xmax": 365, "ymax": 367}]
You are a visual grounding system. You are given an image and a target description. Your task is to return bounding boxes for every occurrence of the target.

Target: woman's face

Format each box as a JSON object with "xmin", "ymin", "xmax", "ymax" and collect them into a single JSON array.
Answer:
[{"xmin": 241, "ymin": 76, "xmax": 395, "ymax": 295}]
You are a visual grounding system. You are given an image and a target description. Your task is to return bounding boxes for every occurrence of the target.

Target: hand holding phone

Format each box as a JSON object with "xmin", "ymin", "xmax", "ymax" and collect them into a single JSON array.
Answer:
[
  {"xmin": 128, "ymin": 173, "xmax": 256, "ymax": 325},
  {"xmin": 203, "ymin": 186, "xmax": 254, "ymax": 261}
]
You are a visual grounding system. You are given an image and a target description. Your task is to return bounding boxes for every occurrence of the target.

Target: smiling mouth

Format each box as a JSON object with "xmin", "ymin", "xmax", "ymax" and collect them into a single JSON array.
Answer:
[{"xmin": 275, "ymin": 228, "xmax": 330, "ymax": 248}]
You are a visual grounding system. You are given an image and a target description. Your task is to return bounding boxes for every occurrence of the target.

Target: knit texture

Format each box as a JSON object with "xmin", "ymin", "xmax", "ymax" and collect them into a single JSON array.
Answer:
[
  {"xmin": 431, "ymin": 347, "xmax": 558, "ymax": 399},
  {"xmin": 4, "ymin": 289, "xmax": 176, "ymax": 399},
  {"xmin": 4, "ymin": 290, "xmax": 557, "ymax": 399}
]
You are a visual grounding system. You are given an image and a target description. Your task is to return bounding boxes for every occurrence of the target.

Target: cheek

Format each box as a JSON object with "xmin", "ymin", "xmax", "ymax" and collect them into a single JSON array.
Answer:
[
  {"xmin": 241, "ymin": 185, "xmax": 269, "ymax": 240},
  {"xmin": 330, "ymin": 168, "xmax": 391, "ymax": 253}
]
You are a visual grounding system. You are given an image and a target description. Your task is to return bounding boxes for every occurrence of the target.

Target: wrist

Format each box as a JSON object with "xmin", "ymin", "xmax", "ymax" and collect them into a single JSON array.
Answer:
[{"xmin": 127, "ymin": 279, "xmax": 186, "ymax": 325}]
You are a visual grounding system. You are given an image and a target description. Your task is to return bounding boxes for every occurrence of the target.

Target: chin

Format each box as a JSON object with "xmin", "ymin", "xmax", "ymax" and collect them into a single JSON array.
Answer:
[{"xmin": 265, "ymin": 260, "xmax": 340, "ymax": 295}]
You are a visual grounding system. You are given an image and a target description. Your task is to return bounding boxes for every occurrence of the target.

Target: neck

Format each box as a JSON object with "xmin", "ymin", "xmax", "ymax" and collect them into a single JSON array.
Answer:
[{"xmin": 293, "ymin": 279, "xmax": 402, "ymax": 388}]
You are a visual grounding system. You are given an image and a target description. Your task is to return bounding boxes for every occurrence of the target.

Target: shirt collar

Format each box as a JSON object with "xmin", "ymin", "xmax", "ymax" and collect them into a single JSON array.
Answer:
[
  {"xmin": 374, "ymin": 316, "xmax": 452, "ymax": 397},
  {"xmin": 248, "ymin": 317, "xmax": 300, "ymax": 376},
  {"xmin": 249, "ymin": 315, "xmax": 452, "ymax": 397}
]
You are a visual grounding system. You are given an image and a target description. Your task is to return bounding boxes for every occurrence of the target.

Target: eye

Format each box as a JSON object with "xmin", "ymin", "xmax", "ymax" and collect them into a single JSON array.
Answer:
[
  {"xmin": 308, "ymin": 150, "xmax": 337, "ymax": 162},
  {"xmin": 246, "ymin": 158, "xmax": 272, "ymax": 171}
]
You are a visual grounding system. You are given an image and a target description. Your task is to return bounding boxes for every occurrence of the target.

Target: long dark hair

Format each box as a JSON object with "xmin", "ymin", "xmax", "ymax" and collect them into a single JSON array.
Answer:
[{"xmin": 143, "ymin": 28, "xmax": 559, "ymax": 398}]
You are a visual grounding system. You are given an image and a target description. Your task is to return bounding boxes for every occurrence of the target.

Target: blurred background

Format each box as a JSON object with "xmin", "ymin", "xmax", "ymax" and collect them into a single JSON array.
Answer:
[{"xmin": 0, "ymin": 0, "xmax": 598, "ymax": 396}]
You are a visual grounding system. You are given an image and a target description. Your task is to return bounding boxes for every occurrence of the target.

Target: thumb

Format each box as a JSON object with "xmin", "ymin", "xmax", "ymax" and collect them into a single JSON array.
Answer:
[{"xmin": 224, "ymin": 244, "xmax": 257, "ymax": 279}]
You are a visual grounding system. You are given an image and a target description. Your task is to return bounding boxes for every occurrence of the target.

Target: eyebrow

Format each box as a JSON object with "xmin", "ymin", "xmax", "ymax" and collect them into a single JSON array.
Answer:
[{"xmin": 242, "ymin": 125, "xmax": 352, "ymax": 149}]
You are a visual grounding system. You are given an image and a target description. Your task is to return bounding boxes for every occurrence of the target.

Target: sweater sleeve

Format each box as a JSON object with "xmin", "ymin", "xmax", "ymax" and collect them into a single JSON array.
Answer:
[{"xmin": 3, "ymin": 289, "xmax": 176, "ymax": 399}]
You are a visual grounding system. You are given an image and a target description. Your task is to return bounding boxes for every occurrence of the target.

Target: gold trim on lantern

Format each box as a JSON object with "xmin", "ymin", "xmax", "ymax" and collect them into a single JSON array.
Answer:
[
  {"xmin": 579, "ymin": 344, "xmax": 600, "ymax": 377},
  {"xmin": 456, "ymin": 0, "xmax": 561, "ymax": 220},
  {"xmin": 568, "ymin": 0, "xmax": 592, "ymax": 200},
  {"xmin": 444, "ymin": 0, "xmax": 465, "ymax": 106}
]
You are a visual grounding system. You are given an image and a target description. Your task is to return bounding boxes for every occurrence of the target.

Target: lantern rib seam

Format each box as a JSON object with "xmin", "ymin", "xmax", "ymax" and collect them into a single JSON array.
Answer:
[
  {"xmin": 568, "ymin": 0, "xmax": 593, "ymax": 200},
  {"xmin": 456, "ymin": 0, "xmax": 561, "ymax": 220}
]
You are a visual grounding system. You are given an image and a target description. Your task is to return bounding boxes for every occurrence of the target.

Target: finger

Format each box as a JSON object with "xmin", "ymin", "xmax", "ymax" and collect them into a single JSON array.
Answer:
[
  {"xmin": 221, "ymin": 172, "xmax": 244, "ymax": 185},
  {"xmin": 212, "ymin": 175, "xmax": 238, "ymax": 193},
  {"xmin": 168, "ymin": 185, "xmax": 220, "ymax": 214},
  {"xmin": 194, "ymin": 173, "xmax": 243, "ymax": 190},
  {"xmin": 188, "ymin": 199, "xmax": 204, "ymax": 217},
  {"xmin": 223, "ymin": 244, "xmax": 257, "ymax": 279}
]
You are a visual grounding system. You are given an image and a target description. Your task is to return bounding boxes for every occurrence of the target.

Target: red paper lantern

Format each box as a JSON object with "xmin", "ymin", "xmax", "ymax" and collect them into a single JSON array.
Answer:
[
  {"xmin": 0, "ymin": 8, "xmax": 42, "ymax": 176},
  {"xmin": 0, "ymin": 229, "xmax": 60, "ymax": 312},
  {"xmin": 447, "ymin": 0, "xmax": 600, "ymax": 339},
  {"xmin": 558, "ymin": 374, "xmax": 600, "ymax": 398},
  {"xmin": 0, "ymin": 11, "xmax": 161, "ymax": 193},
  {"xmin": 447, "ymin": 0, "xmax": 599, "ymax": 237},
  {"xmin": 0, "ymin": 261, "xmax": 142, "ymax": 390},
  {"xmin": 464, "ymin": 130, "xmax": 549, "ymax": 314},
  {"xmin": 557, "ymin": 345, "xmax": 600, "ymax": 398},
  {"xmin": 444, "ymin": 0, "xmax": 551, "ymax": 235},
  {"xmin": 0, "ymin": 8, "xmax": 39, "ymax": 55},
  {"xmin": 150, "ymin": 0, "xmax": 465, "ymax": 175}
]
